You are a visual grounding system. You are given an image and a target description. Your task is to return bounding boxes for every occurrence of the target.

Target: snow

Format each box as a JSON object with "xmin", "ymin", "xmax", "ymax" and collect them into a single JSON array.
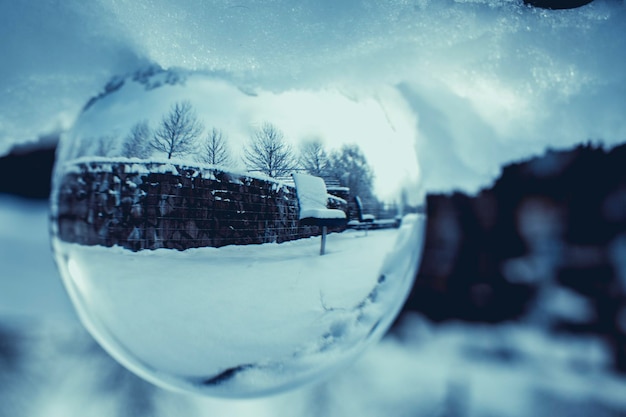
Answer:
[
  {"xmin": 53, "ymin": 157, "xmax": 319, "ymax": 202},
  {"xmin": 51, "ymin": 214, "xmax": 424, "ymax": 397},
  {"xmin": 299, "ymin": 208, "xmax": 346, "ymax": 220},
  {"xmin": 0, "ymin": 195, "xmax": 75, "ymax": 319},
  {"xmin": 2, "ymin": 0, "xmax": 626, "ymax": 413},
  {"xmin": 2, "ymin": 2, "xmax": 625, "ymax": 193},
  {"xmin": 2, "ymin": 195, "xmax": 626, "ymax": 415},
  {"xmin": 292, "ymin": 173, "xmax": 347, "ymax": 220}
]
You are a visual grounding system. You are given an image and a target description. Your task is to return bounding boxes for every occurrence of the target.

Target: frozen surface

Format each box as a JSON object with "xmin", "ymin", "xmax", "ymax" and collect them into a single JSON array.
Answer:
[
  {"xmin": 2, "ymin": 196, "xmax": 626, "ymax": 415},
  {"xmin": 52, "ymin": 215, "xmax": 424, "ymax": 396},
  {"xmin": 1, "ymin": 1, "xmax": 625, "ymax": 192},
  {"xmin": 0, "ymin": 195, "xmax": 75, "ymax": 319},
  {"xmin": 2, "ymin": 0, "xmax": 626, "ymax": 412}
]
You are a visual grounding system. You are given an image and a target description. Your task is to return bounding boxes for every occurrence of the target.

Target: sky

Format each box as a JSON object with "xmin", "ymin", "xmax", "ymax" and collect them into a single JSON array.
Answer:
[{"xmin": 1, "ymin": 0, "xmax": 625, "ymax": 194}]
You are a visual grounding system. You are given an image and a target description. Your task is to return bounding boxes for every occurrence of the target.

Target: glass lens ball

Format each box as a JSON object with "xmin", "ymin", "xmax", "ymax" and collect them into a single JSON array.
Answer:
[{"xmin": 50, "ymin": 70, "xmax": 425, "ymax": 397}]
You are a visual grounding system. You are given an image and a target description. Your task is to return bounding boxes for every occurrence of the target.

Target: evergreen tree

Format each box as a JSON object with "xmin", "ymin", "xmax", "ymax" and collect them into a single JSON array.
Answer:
[
  {"xmin": 299, "ymin": 138, "xmax": 328, "ymax": 177},
  {"xmin": 327, "ymin": 143, "xmax": 375, "ymax": 201}
]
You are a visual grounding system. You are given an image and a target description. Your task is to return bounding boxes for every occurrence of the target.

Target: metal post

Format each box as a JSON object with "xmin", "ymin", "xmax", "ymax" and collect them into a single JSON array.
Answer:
[{"xmin": 320, "ymin": 226, "xmax": 327, "ymax": 255}]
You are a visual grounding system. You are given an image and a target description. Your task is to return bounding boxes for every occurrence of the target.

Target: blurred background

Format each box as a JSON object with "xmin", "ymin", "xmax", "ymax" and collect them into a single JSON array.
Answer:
[
  {"xmin": 2, "ymin": 136, "xmax": 626, "ymax": 416},
  {"xmin": 2, "ymin": 0, "xmax": 626, "ymax": 416}
]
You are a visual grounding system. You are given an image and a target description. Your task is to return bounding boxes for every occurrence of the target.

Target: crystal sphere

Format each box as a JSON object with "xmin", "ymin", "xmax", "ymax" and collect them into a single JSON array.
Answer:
[{"xmin": 50, "ymin": 69, "xmax": 425, "ymax": 397}]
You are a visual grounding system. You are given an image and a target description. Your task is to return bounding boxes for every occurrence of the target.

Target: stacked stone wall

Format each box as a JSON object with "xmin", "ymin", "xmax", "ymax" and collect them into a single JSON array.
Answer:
[{"xmin": 53, "ymin": 161, "xmax": 347, "ymax": 251}]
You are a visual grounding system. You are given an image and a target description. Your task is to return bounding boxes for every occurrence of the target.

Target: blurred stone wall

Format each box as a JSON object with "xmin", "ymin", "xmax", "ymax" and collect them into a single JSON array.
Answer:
[
  {"xmin": 53, "ymin": 161, "xmax": 347, "ymax": 251},
  {"xmin": 406, "ymin": 143, "xmax": 626, "ymax": 373}
]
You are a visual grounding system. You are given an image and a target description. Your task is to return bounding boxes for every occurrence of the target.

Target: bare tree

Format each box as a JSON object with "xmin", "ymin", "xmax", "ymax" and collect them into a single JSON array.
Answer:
[
  {"xmin": 198, "ymin": 127, "xmax": 232, "ymax": 167},
  {"xmin": 94, "ymin": 134, "xmax": 118, "ymax": 157},
  {"xmin": 299, "ymin": 138, "xmax": 328, "ymax": 177},
  {"xmin": 150, "ymin": 101, "xmax": 204, "ymax": 159},
  {"xmin": 242, "ymin": 123, "xmax": 297, "ymax": 178},
  {"xmin": 123, "ymin": 120, "xmax": 152, "ymax": 158}
]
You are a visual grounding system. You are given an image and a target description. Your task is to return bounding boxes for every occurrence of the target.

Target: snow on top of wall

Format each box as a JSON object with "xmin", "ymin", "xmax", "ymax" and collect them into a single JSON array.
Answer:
[{"xmin": 56, "ymin": 156, "xmax": 296, "ymax": 190}]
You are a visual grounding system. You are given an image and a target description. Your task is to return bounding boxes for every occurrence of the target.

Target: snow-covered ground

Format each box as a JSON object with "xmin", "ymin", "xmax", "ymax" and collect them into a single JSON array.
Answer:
[
  {"xmin": 0, "ymin": 195, "xmax": 75, "ymax": 320},
  {"xmin": 52, "ymin": 214, "xmax": 424, "ymax": 397},
  {"xmin": 3, "ymin": 195, "xmax": 626, "ymax": 416}
]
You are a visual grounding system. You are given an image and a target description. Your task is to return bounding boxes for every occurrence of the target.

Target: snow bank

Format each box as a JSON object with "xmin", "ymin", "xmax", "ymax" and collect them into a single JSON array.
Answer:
[{"xmin": 2, "ymin": 2, "xmax": 625, "ymax": 193}]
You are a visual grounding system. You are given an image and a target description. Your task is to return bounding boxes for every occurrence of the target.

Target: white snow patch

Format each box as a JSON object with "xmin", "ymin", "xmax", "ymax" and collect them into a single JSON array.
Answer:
[
  {"xmin": 3, "ymin": 2, "xmax": 625, "ymax": 193},
  {"xmin": 52, "ymin": 215, "xmax": 425, "ymax": 395}
]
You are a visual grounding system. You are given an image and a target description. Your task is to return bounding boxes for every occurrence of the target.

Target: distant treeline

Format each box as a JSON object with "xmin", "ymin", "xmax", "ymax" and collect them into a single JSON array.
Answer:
[{"xmin": 69, "ymin": 101, "xmax": 379, "ymax": 206}]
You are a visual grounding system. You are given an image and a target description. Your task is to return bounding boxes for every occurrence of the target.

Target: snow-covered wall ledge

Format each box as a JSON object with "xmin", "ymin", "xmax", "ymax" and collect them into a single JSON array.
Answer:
[{"xmin": 52, "ymin": 161, "xmax": 347, "ymax": 251}]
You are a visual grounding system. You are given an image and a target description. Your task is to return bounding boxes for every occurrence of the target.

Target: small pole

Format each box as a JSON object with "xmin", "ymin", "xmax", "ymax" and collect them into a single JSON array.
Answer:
[{"xmin": 320, "ymin": 226, "xmax": 327, "ymax": 255}]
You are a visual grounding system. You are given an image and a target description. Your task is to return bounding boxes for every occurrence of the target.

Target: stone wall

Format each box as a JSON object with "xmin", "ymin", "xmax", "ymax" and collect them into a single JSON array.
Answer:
[{"xmin": 53, "ymin": 161, "xmax": 347, "ymax": 251}]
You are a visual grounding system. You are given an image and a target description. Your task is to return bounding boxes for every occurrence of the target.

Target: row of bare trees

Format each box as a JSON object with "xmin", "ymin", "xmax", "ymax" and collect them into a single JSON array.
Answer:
[
  {"xmin": 121, "ymin": 101, "xmax": 232, "ymax": 166},
  {"xmin": 87, "ymin": 100, "xmax": 376, "ymax": 199},
  {"xmin": 244, "ymin": 128, "xmax": 376, "ymax": 202}
]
